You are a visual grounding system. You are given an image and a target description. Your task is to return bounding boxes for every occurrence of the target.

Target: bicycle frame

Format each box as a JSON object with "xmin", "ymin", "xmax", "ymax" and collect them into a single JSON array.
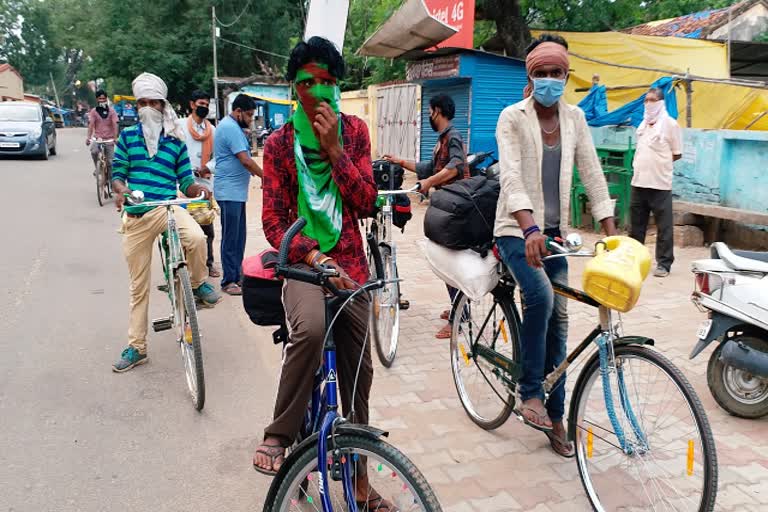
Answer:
[
  {"xmin": 470, "ymin": 272, "xmax": 650, "ymax": 455},
  {"xmin": 157, "ymin": 206, "xmax": 185, "ymax": 314},
  {"xmin": 298, "ymin": 293, "xmax": 358, "ymax": 512}
]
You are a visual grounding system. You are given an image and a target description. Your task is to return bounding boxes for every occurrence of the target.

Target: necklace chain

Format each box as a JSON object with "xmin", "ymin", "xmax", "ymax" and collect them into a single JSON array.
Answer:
[{"xmin": 541, "ymin": 119, "xmax": 560, "ymax": 135}]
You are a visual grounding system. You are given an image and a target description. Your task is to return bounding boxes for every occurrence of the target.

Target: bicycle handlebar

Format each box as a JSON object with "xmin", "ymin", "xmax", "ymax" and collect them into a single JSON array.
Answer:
[
  {"xmin": 91, "ymin": 138, "xmax": 115, "ymax": 143},
  {"xmin": 276, "ymin": 217, "xmax": 386, "ymax": 299},
  {"xmin": 544, "ymin": 234, "xmax": 595, "ymax": 260},
  {"xmin": 376, "ymin": 183, "xmax": 422, "ymax": 197},
  {"xmin": 125, "ymin": 190, "xmax": 208, "ymax": 208}
]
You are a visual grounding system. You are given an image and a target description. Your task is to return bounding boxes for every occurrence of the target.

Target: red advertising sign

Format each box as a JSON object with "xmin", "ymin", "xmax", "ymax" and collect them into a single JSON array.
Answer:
[{"xmin": 424, "ymin": 0, "xmax": 475, "ymax": 50}]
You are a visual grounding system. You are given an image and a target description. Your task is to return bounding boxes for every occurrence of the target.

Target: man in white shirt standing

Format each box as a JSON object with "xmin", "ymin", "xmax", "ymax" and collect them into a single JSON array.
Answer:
[
  {"xmin": 630, "ymin": 87, "xmax": 683, "ymax": 278},
  {"xmin": 177, "ymin": 90, "xmax": 220, "ymax": 278}
]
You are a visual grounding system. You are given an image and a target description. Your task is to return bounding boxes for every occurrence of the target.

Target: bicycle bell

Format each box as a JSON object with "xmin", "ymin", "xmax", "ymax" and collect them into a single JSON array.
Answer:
[
  {"xmin": 130, "ymin": 190, "xmax": 145, "ymax": 204},
  {"xmin": 564, "ymin": 233, "xmax": 583, "ymax": 251}
]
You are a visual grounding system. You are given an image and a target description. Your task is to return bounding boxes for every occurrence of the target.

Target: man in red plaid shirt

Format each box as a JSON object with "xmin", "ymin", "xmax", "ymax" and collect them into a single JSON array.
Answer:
[{"xmin": 255, "ymin": 36, "xmax": 394, "ymax": 508}]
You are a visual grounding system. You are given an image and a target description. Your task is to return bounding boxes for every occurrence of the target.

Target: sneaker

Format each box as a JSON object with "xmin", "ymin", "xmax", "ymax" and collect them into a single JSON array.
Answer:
[
  {"xmin": 653, "ymin": 265, "xmax": 670, "ymax": 278},
  {"xmin": 194, "ymin": 282, "xmax": 221, "ymax": 307},
  {"xmin": 113, "ymin": 347, "xmax": 148, "ymax": 373}
]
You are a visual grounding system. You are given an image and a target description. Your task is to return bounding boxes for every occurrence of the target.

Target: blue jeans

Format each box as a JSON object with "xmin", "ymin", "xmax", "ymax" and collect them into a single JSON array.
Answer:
[
  {"xmin": 219, "ymin": 200, "xmax": 247, "ymax": 287},
  {"xmin": 496, "ymin": 236, "xmax": 569, "ymax": 421}
]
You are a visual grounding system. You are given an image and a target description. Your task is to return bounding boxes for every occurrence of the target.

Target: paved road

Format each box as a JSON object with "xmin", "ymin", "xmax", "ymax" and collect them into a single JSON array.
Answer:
[
  {"xmin": 3, "ymin": 128, "xmax": 767, "ymax": 512},
  {"xmin": 1, "ymin": 128, "xmax": 274, "ymax": 511}
]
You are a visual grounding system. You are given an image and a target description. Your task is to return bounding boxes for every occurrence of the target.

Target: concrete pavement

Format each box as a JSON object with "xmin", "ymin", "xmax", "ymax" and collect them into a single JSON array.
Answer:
[{"xmin": 2, "ymin": 127, "xmax": 766, "ymax": 511}]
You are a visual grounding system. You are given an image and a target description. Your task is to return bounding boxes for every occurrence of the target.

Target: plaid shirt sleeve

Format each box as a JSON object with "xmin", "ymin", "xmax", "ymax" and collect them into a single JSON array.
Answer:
[
  {"xmin": 331, "ymin": 116, "xmax": 377, "ymax": 215},
  {"xmin": 262, "ymin": 129, "xmax": 318, "ymax": 264}
]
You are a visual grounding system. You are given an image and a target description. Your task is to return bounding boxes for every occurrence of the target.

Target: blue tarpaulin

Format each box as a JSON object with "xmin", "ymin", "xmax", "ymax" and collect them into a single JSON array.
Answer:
[
  {"xmin": 579, "ymin": 76, "xmax": 678, "ymax": 127},
  {"xmin": 577, "ymin": 84, "xmax": 608, "ymax": 120}
]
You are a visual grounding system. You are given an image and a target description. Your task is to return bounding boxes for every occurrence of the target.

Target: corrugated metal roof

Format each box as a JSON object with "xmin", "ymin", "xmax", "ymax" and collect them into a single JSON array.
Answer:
[
  {"xmin": 461, "ymin": 53, "xmax": 526, "ymax": 156},
  {"xmin": 625, "ymin": 0, "xmax": 765, "ymax": 38}
]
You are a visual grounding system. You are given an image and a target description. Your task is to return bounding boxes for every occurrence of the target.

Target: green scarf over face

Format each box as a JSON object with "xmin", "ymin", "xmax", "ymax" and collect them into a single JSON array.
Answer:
[{"xmin": 292, "ymin": 64, "xmax": 343, "ymax": 253}]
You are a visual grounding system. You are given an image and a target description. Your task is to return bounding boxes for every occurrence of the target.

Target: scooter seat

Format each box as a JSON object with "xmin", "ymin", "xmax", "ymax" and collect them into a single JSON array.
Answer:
[
  {"xmin": 733, "ymin": 249, "xmax": 768, "ymax": 264},
  {"xmin": 712, "ymin": 242, "xmax": 768, "ymax": 273}
]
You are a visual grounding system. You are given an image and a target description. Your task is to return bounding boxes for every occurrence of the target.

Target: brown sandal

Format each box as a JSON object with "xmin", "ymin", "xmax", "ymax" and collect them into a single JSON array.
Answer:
[
  {"xmin": 518, "ymin": 405, "xmax": 554, "ymax": 432},
  {"xmin": 356, "ymin": 495, "xmax": 400, "ymax": 512},
  {"xmin": 545, "ymin": 430, "xmax": 575, "ymax": 458},
  {"xmin": 435, "ymin": 323, "xmax": 452, "ymax": 339},
  {"xmin": 252, "ymin": 443, "xmax": 286, "ymax": 476}
]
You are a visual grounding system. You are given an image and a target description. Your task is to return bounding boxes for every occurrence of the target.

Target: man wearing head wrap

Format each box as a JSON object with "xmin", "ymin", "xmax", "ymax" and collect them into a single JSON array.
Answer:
[
  {"xmin": 630, "ymin": 87, "xmax": 682, "ymax": 278},
  {"xmin": 494, "ymin": 34, "xmax": 617, "ymax": 457},
  {"xmin": 256, "ymin": 37, "xmax": 393, "ymax": 509},
  {"xmin": 110, "ymin": 72, "xmax": 221, "ymax": 373}
]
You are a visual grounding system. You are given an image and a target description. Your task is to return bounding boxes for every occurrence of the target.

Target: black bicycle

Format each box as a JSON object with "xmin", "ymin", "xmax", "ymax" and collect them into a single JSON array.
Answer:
[
  {"xmin": 449, "ymin": 234, "xmax": 718, "ymax": 511},
  {"xmin": 263, "ymin": 218, "xmax": 442, "ymax": 512}
]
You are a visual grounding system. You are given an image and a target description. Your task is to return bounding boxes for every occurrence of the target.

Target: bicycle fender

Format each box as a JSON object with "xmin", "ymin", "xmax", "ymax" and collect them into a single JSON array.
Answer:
[
  {"xmin": 613, "ymin": 336, "xmax": 655, "ymax": 347},
  {"xmin": 689, "ymin": 312, "xmax": 743, "ymax": 359},
  {"xmin": 260, "ymin": 425, "xmax": 389, "ymax": 512}
]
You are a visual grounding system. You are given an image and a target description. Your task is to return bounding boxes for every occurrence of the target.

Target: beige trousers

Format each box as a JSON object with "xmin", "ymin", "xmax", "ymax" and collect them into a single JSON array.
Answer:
[{"xmin": 122, "ymin": 206, "xmax": 207, "ymax": 353}]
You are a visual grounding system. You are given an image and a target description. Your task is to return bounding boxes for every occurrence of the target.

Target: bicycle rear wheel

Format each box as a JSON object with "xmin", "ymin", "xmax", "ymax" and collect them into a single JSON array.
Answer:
[
  {"xmin": 270, "ymin": 434, "xmax": 442, "ymax": 512},
  {"xmin": 570, "ymin": 344, "xmax": 717, "ymax": 511},
  {"xmin": 176, "ymin": 267, "xmax": 205, "ymax": 410},
  {"xmin": 370, "ymin": 244, "xmax": 400, "ymax": 368},
  {"xmin": 450, "ymin": 291, "xmax": 518, "ymax": 430}
]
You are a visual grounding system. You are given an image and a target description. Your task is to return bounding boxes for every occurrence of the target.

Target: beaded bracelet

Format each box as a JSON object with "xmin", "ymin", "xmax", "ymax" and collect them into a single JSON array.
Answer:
[{"xmin": 523, "ymin": 225, "xmax": 541, "ymax": 239}]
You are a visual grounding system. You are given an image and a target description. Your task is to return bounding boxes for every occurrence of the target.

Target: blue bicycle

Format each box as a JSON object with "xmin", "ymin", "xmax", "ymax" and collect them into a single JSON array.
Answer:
[{"xmin": 263, "ymin": 218, "xmax": 441, "ymax": 512}]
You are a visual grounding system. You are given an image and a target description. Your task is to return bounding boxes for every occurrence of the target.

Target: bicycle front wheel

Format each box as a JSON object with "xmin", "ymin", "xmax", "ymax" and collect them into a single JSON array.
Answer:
[
  {"xmin": 571, "ymin": 344, "xmax": 717, "ymax": 511},
  {"xmin": 176, "ymin": 267, "xmax": 205, "ymax": 410},
  {"xmin": 270, "ymin": 434, "xmax": 442, "ymax": 512},
  {"xmin": 95, "ymin": 161, "xmax": 104, "ymax": 207},
  {"xmin": 450, "ymin": 292, "xmax": 518, "ymax": 430},
  {"xmin": 370, "ymin": 244, "xmax": 400, "ymax": 368}
]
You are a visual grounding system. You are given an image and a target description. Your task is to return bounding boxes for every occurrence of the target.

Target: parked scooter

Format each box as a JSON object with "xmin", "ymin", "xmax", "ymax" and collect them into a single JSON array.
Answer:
[
  {"xmin": 690, "ymin": 242, "xmax": 768, "ymax": 418},
  {"xmin": 466, "ymin": 151, "xmax": 499, "ymax": 178}
]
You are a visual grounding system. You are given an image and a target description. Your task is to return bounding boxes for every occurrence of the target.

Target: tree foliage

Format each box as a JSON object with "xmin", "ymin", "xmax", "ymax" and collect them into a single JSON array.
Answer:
[{"xmin": 0, "ymin": 0, "xmax": 753, "ymax": 105}]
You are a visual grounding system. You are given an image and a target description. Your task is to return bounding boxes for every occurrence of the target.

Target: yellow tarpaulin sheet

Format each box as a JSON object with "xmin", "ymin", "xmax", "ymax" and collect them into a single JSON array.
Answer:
[{"xmin": 534, "ymin": 31, "xmax": 768, "ymax": 130}]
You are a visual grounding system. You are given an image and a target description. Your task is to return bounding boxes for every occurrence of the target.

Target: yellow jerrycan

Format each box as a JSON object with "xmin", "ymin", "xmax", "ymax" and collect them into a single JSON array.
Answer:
[{"xmin": 582, "ymin": 236, "xmax": 651, "ymax": 312}]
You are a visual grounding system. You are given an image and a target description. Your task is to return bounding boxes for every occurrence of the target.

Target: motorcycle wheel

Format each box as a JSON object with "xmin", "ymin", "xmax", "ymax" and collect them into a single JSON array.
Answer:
[{"xmin": 707, "ymin": 336, "xmax": 768, "ymax": 419}]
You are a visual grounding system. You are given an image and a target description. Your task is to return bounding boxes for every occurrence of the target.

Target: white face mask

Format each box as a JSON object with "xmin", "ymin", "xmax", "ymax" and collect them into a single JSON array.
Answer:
[
  {"xmin": 644, "ymin": 100, "xmax": 665, "ymax": 124},
  {"xmin": 139, "ymin": 106, "xmax": 164, "ymax": 157}
]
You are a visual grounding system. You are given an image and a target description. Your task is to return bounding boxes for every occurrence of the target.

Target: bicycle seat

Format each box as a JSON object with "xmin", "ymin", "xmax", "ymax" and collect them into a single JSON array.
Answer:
[{"xmin": 711, "ymin": 242, "xmax": 768, "ymax": 273}]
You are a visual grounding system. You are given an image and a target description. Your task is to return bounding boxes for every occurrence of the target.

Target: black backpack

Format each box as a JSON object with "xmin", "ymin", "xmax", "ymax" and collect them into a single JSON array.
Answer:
[
  {"xmin": 423, "ymin": 175, "xmax": 500, "ymax": 255},
  {"xmin": 242, "ymin": 249, "xmax": 288, "ymax": 345}
]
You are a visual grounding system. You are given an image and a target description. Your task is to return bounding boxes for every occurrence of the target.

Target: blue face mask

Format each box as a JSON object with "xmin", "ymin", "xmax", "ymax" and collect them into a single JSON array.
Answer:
[{"xmin": 532, "ymin": 78, "xmax": 566, "ymax": 107}]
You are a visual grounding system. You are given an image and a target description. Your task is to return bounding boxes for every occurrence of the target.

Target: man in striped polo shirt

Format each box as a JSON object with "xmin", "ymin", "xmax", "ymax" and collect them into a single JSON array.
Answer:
[{"xmin": 111, "ymin": 72, "xmax": 220, "ymax": 373}]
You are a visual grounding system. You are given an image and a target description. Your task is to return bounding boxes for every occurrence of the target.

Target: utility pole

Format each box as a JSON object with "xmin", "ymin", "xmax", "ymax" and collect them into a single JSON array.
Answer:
[
  {"xmin": 212, "ymin": 6, "xmax": 220, "ymax": 121},
  {"xmin": 49, "ymin": 72, "xmax": 61, "ymax": 109}
]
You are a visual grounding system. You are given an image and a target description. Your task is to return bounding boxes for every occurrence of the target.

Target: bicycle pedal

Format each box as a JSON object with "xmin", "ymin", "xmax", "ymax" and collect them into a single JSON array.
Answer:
[
  {"xmin": 399, "ymin": 299, "xmax": 410, "ymax": 310},
  {"xmin": 152, "ymin": 317, "xmax": 173, "ymax": 332}
]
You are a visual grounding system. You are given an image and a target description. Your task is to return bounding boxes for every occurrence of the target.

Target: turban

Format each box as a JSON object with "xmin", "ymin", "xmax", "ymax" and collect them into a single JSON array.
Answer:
[
  {"xmin": 523, "ymin": 42, "xmax": 570, "ymax": 98},
  {"xmin": 131, "ymin": 72, "xmax": 184, "ymax": 142}
]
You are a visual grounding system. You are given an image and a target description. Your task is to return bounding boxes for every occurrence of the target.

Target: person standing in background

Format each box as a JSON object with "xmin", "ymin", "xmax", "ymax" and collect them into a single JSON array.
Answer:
[
  {"xmin": 629, "ymin": 87, "xmax": 682, "ymax": 278},
  {"xmin": 86, "ymin": 90, "xmax": 119, "ymax": 177},
  {"xmin": 384, "ymin": 94, "xmax": 468, "ymax": 339},
  {"xmin": 213, "ymin": 94, "xmax": 263, "ymax": 296},
  {"xmin": 177, "ymin": 90, "xmax": 220, "ymax": 278}
]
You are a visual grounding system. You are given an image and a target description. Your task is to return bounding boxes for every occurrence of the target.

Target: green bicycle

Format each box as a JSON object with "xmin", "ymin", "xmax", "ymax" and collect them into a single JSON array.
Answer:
[
  {"xmin": 126, "ymin": 191, "xmax": 207, "ymax": 411},
  {"xmin": 449, "ymin": 234, "xmax": 718, "ymax": 511}
]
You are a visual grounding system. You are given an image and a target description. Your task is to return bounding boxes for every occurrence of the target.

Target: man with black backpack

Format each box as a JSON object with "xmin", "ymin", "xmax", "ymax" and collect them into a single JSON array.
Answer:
[{"xmin": 385, "ymin": 94, "xmax": 468, "ymax": 338}]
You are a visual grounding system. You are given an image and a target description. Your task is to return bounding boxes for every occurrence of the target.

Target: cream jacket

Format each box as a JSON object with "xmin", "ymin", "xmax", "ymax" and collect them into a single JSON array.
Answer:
[{"xmin": 494, "ymin": 97, "xmax": 613, "ymax": 238}]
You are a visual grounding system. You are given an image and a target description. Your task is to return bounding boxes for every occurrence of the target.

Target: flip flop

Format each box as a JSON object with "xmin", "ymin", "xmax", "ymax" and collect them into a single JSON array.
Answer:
[
  {"xmin": 435, "ymin": 323, "xmax": 452, "ymax": 339},
  {"xmin": 517, "ymin": 405, "xmax": 554, "ymax": 433},
  {"xmin": 222, "ymin": 283, "xmax": 243, "ymax": 296},
  {"xmin": 356, "ymin": 495, "xmax": 400, "ymax": 512},
  {"xmin": 545, "ymin": 430, "xmax": 575, "ymax": 458},
  {"xmin": 252, "ymin": 444, "xmax": 285, "ymax": 477}
]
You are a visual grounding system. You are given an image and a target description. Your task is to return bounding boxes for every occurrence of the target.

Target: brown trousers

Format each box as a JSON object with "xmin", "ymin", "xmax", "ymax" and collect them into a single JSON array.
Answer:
[{"xmin": 265, "ymin": 277, "xmax": 373, "ymax": 445}]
